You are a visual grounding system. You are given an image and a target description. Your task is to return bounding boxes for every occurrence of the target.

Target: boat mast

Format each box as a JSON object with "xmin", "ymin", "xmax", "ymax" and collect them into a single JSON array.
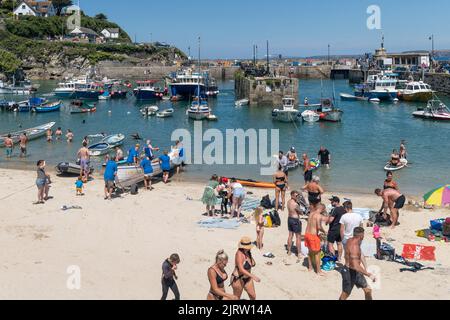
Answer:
[{"xmin": 198, "ymin": 36, "xmax": 201, "ymax": 99}]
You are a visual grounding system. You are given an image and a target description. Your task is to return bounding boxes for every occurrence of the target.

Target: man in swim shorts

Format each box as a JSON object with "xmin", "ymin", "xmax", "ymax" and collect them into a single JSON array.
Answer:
[
  {"xmin": 375, "ymin": 188, "xmax": 406, "ymax": 229},
  {"xmin": 77, "ymin": 142, "xmax": 90, "ymax": 182},
  {"xmin": 4, "ymin": 134, "xmax": 13, "ymax": 158},
  {"xmin": 287, "ymin": 190, "xmax": 304, "ymax": 261},
  {"xmin": 302, "ymin": 153, "xmax": 312, "ymax": 183},
  {"xmin": 339, "ymin": 227, "xmax": 376, "ymax": 300},
  {"xmin": 305, "ymin": 203, "xmax": 328, "ymax": 275}
]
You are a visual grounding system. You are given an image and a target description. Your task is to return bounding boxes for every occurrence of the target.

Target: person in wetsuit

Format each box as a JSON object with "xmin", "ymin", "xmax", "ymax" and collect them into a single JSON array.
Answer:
[
  {"xmin": 207, "ymin": 250, "xmax": 238, "ymax": 300},
  {"xmin": 273, "ymin": 165, "xmax": 288, "ymax": 212},
  {"xmin": 231, "ymin": 237, "xmax": 260, "ymax": 300}
]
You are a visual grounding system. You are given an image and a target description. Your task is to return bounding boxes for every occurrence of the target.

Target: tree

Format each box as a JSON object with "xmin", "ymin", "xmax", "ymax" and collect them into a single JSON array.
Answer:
[
  {"xmin": 1, "ymin": 0, "xmax": 16, "ymax": 11},
  {"xmin": 52, "ymin": 0, "xmax": 73, "ymax": 16},
  {"xmin": 0, "ymin": 49, "xmax": 21, "ymax": 75},
  {"xmin": 94, "ymin": 13, "xmax": 108, "ymax": 20}
]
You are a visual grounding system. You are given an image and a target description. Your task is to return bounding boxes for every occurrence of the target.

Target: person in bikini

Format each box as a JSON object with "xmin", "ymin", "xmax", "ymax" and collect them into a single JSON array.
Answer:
[
  {"xmin": 303, "ymin": 175, "xmax": 324, "ymax": 206},
  {"xmin": 399, "ymin": 140, "xmax": 407, "ymax": 159},
  {"xmin": 390, "ymin": 149, "xmax": 401, "ymax": 167},
  {"xmin": 375, "ymin": 188, "xmax": 406, "ymax": 229},
  {"xmin": 303, "ymin": 153, "xmax": 313, "ymax": 183},
  {"xmin": 305, "ymin": 203, "xmax": 328, "ymax": 276},
  {"xmin": 207, "ymin": 250, "xmax": 238, "ymax": 300},
  {"xmin": 273, "ymin": 165, "xmax": 288, "ymax": 211},
  {"xmin": 230, "ymin": 237, "xmax": 260, "ymax": 300},
  {"xmin": 287, "ymin": 190, "xmax": 304, "ymax": 261},
  {"xmin": 254, "ymin": 207, "xmax": 265, "ymax": 250},
  {"xmin": 383, "ymin": 171, "xmax": 399, "ymax": 191},
  {"xmin": 339, "ymin": 227, "xmax": 376, "ymax": 300}
]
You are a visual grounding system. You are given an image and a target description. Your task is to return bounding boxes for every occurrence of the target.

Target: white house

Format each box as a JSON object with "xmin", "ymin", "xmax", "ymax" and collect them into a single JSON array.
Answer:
[
  {"xmin": 13, "ymin": 1, "xmax": 56, "ymax": 18},
  {"xmin": 13, "ymin": 1, "xmax": 37, "ymax": 16},
  {"xmin": 101, "ymin": 28, "xmax": 120, "ymax": 40}
]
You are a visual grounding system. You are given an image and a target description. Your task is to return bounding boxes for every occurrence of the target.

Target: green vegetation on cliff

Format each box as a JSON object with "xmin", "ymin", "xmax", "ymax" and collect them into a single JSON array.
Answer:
[{"xmin": 0, "ymin": 48, "xmax": 22, "ymax": 75}]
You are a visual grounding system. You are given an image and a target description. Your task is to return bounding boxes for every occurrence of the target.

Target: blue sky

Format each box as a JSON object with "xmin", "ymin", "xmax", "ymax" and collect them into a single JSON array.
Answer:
[{"xmin": 81, "ymin": 0, "xmax": 449, "ymax": 59}]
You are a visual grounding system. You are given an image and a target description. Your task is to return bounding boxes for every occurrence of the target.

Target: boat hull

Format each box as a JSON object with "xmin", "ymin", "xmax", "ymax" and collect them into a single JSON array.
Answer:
[
  {"xmin": 413, "ymin": 111, "xmax": 450, "ymax": 121},
  {"xmin": 133, "ymin": 89, "xmax": 162, "ymax": 100},
  {"xmin": 399, "ymin": 91, "xmax": 433, "ymax": 103},
  {"xmin": 56, "ymin": 162, "xmax": 94, "ymax": 176},
  {"xmin": 33, "ymin": 101, "xmax": 62, "ymax": 113},
  {"xmin": 355, "ymin": 91, "xmax": 397, "ymax": 101},
  {"xmin": 170, "ymin": 83, "xmax": 206, "ymax": 98},
  {"xmin": 73, "ymin": 91, "xmax": 101, "ymax": 100},
  {"xmin": 0, "ymin": 122, "xmax": 56, "ymax": 147},
  {"xmin": 54, "ymin": 90, "xmax": 75, "ymax": 98},
  {"xmin": 272, "ymin": 110, "xmax": 301, "ymax": 122},
  {"xmin": 318, "ymin": 110, "xmax": 343, "ymax": 122}
]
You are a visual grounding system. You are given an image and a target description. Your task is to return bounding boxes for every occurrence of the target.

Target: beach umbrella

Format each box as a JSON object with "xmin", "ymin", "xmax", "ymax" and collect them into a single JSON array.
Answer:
[{"xmin": 423, "ymin": 185, "xmax": 450, "ymax": 206}]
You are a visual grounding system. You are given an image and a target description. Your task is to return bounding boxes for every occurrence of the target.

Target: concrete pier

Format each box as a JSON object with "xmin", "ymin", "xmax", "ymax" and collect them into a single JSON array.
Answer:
[{"xmin": 235, "ymin": 71, "xmax": 299, "ymax": 106}]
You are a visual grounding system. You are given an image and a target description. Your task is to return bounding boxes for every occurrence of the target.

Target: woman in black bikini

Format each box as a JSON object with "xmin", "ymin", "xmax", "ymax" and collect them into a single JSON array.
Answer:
[
  {"xmin": 273, "ymin": 166, "xmax": 288, "ymax": 212},
  {"xmin": 383, "ymin": 172, "xmax": 399, "ymax": 191},
  {"xmin": 207, "ymin": 250, "xmax": 238, "ymax": 300},
  {"xmin": 231, "ymin": 237, "xmax": 260, "ymax": 300},
  {"xmin": 303, "ymin": 175, "xmax": 324, "ymax": 205}
]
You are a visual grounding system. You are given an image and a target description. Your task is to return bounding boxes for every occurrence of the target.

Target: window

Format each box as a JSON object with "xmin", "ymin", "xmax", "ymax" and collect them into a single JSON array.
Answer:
[
  {"xmin": 22, "ymin": 5, "xmax": 26, "ymax": 9},
  {"xmin": 414, "ymin": 86, "xmax": 420, "ymax": 90},
  {"xmin": 420, "ymin": 85, "xmax": 426, "ymax": 90}
]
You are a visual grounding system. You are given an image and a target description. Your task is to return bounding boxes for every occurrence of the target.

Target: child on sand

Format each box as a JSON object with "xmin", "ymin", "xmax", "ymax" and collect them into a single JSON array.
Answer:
[
  {"xmin": 75, "ymin": 177, "xmax": 84, "ymax": 196},
  {"xmin": 254, "ymin": 207, "xmax": 265, "ymax": 250}
]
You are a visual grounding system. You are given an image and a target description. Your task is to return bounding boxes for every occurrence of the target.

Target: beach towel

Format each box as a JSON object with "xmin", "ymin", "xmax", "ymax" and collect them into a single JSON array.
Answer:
[
  {"xmin": 241, "ymin": 198, "xmax": 261, "ymax": 212},
  {"xmin": 197, "ymin": 218, "xmax": 240, "ymax": 230},
  {"xmin": 402, "ymin": 244, "xmax": 436, "ymax": 261}
]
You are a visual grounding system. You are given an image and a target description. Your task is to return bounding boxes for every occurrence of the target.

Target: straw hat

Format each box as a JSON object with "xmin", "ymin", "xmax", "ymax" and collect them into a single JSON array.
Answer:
[{"xmin": 238, "ymin": 236, "xmax": 254, "ymax": 250}]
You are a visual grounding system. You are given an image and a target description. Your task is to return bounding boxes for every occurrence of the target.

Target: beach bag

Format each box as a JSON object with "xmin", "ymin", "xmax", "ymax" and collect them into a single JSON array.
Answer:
[
  {"xmin": 130, "ymin": 184, "xmax": 139, "ymax": 195},
  {"xmin": 263, "ymin": 214, "xmax": 273, "ymax": 228},
  {"xmin": 260, "ymin": 195, "xmax": 273, "ymax": 209},
  {"xmin": 430, "ymin": 219, "xmax": 445, "ymax": 232},
  {"xmin": 321, "ymin": 255, "xmax": 337, "ymax": 271},
  {"xmin": 270, "ymin": 210, "xmax": 281, "ymax": 227},
  {"xmin": 376, "ymin": 240, "xmax": 395, "ymax": 261},
  {"xmin": 443, "ymin": 218, "xmax": 450, "ymax": 236}
]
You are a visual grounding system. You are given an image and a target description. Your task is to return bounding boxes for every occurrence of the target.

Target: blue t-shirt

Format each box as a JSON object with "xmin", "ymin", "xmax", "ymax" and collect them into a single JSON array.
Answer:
[
  {"xmin": 127, "ymin": 148, "xmax": 138, "ymax": 164},
  {"xmin": 140, "ymin": 158, "xmax": 153, "ymax": 175},
  {"xmin": 75, "ymin": 180, "xmax": 83, "ymax": 188},
  {"xmin": 104, "ymin": 160, "xmax": 118, "ymax": 181},
  {"xmin": 159, "ymin": 154, "xmax": 171, "ymax": 171}
]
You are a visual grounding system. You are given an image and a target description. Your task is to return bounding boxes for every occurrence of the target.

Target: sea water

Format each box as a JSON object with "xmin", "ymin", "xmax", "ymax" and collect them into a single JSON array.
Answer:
[{"xmin": 1, "ymin": 79, "xmax": 449, "ymax": 196}]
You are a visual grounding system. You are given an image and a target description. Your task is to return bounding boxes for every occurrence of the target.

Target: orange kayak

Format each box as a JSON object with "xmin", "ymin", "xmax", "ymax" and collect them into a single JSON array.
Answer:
[{"xmin": 226, "ymin": 178, "xmax": 276, "ymax": 189}]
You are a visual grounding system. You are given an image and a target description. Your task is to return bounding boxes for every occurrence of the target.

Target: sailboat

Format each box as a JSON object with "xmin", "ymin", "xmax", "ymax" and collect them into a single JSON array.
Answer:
[{"xmin": 187, "ymin": 37, "xmax": 212, "ymax": 121}]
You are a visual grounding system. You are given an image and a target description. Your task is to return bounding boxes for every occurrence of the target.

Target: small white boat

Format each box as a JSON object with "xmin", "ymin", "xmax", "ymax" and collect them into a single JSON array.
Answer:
[
  {"xmin": 235, "ymin": 99, "xmax": 249, "ymax": 107},
  {"xmin": 140, "ymin": 105, "xmax": 159, "ymax": 116},
  {"xmin": 340, "ymin": 93, "xmax": 368, "ymax": 102},
  {"xmin": 56, "ymin": 162, "xmax": 94, "ymax": 176},
  {"xmin": 115, "ymin": 150, "xmax": 178, "ymax": 188},
  {"xmin": 301, "ymin": 110, "xmax": 320, "ymax": 123},
  {"xmin": 88, "ymin": 142, "xmax": 113, "ymax": 156},
  {"xmin": 384, "ymin": 158, "xmax": 408, "ymax": 172},
  {"xmin": 187, "ymin": 100, "xmax": 210, "ymax": 120},
  {"xmin": 369, "ymin": 98, "xmax": 381, "ymax": 103},
  {"xmin": 413, "ymin": 99, "xmax": 450, "ymax": 121},
  {"xmin": 272, "ymin": 96, "xmax": 301, "ymax": 122},
  {"xmin": 99, "ymin": 92, "xmax": 111, "ymax": 100},
  {"xmin": 156, "ymin": 108, "xmax": 174, "ymax": 118},
  {"xmin": 207, "ymin": 114, "xmax": 218, "ymax": 121},
  {"xmin": 0, "ymin": 122, "xmax": 56, "ymax": 147},
  {"xmin": 101, "ymin": 134, "xmax": 125, "ymax": 147}
]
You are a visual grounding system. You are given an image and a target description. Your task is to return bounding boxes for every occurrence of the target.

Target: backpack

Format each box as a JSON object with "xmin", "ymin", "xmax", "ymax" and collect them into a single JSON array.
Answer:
[
  {"xmin": 130, "ymin": 184, "xmax": 139, "ymax": 195},
  {"xmin": 443, "ymin": 218, "xmax": 450, "ymax": 237},
  {"xmin": 260, "ymin": 195, "xmax": 273, "ymax": 209},
  {"xmin": 270, "ymin": 210, "xmax": 281, "ymax": 227}
]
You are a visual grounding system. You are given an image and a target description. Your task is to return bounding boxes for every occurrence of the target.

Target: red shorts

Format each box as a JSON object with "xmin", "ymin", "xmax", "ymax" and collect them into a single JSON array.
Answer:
[{"xmin": 305, "ymin": 233, "xmax": 321, "ymax": 252}]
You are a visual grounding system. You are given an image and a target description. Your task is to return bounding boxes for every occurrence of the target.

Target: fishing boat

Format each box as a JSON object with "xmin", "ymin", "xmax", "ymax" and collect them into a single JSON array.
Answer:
[
  {"xmin": 235, "ymin": 99, "xmax": 249, "ymax": 107},
  {"xmin": 14, "ymin": 97, "xmax": 47, "ymax": 112},
  {"xmin": 140, "ymin": 105, "xmax": 159, "ymax": 117},
  {"xmin": 272, "ymin": 96, "xmax": 301, "ymax": 122},
  {"xmin": 99, "ymin": 91, "xmax": 111, "ymax": 100},
  {"xmin": 56, "ymin": 162, "xmax": 94, "ymax": 176},
  {"xmin": 340, "ymin": 93, "xmax": 369, "ymax": 101},
  {"xmin": 168, "ymin": 68, "xmax": 207, "ymax": 99},
  {"xmin": 54, "ymin": 76, "xmax": 101, "ymax": 99},
  {"xmin": 0, "ymin": 122, "xmax": 56, "ymax": 147},
  {"xmin": 384, "ymin": 158, "xmax": 408, "ymax": 172},
  {"xmin": 70, "ymin": 104, "xmax": 96, "ymax": 114},
  {"xmin": 133, "ymin": 80, "xmax": 164, "ymax": 100},
  {"xmin": 398, "ymin": 81, "xmax": 434, "ymax": 102},
  {"xmin": 32, "ymin": 101, "xmax": 62, "ymax": 113},
  {"xmin": 316, "ymin": 98, "xmax": 343, "ymax": 122},
  {"xmin": 156, "ymin": 108, "xmax": 174, "ymax": 118},
  {"xmin": 0, "ymin": 78, "xmax": 35, "ymax": 95},
  {"xmin": 206, "ymin": 78, "xmax": 220, "ymax": 97},
  {"xmin": 187, "ymin": 100, "xmax": 210, "ymax": 120},
  {"xmin": 354, "ymin": 72, "xmax": 399, "ymax": 101},
  {"xmin": 115, "ymin": 150, "xmax": 178, "ymax": 188},
  {"xmin": 301, "ymin": 110, "xmax": 320, "ymax": 123},
  {"xmin": 413, "ymin": 99, "xmax": 450, "ymax": 121},
  {"xmin": 101, "ymin": 134, "xmax": 125, "ymax": 147}
]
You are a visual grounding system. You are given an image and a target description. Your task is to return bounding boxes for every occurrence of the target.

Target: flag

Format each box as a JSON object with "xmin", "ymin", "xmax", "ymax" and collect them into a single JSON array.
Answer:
[{"xmin": 402, "ymin": 244, "xmax": 436, "ymax": 261}]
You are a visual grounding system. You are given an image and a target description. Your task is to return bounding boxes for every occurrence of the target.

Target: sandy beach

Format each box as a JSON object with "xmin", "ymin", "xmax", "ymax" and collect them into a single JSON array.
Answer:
[{"xmin": 0, "ymin": 167, "xmax": 449, "ymax": 300}]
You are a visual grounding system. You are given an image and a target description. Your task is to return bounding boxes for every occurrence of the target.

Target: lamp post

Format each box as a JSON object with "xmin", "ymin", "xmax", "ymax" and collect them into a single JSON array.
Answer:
[{"xmin": 429, "ymin": 35, "xmax": 434, "ymax": 72}]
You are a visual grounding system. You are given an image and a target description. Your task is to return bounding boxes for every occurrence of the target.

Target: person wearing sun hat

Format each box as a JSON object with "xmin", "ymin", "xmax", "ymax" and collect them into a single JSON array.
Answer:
[{"xmin": 230, "ymin": 236, "xmax": 260, "ymax": 300}]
